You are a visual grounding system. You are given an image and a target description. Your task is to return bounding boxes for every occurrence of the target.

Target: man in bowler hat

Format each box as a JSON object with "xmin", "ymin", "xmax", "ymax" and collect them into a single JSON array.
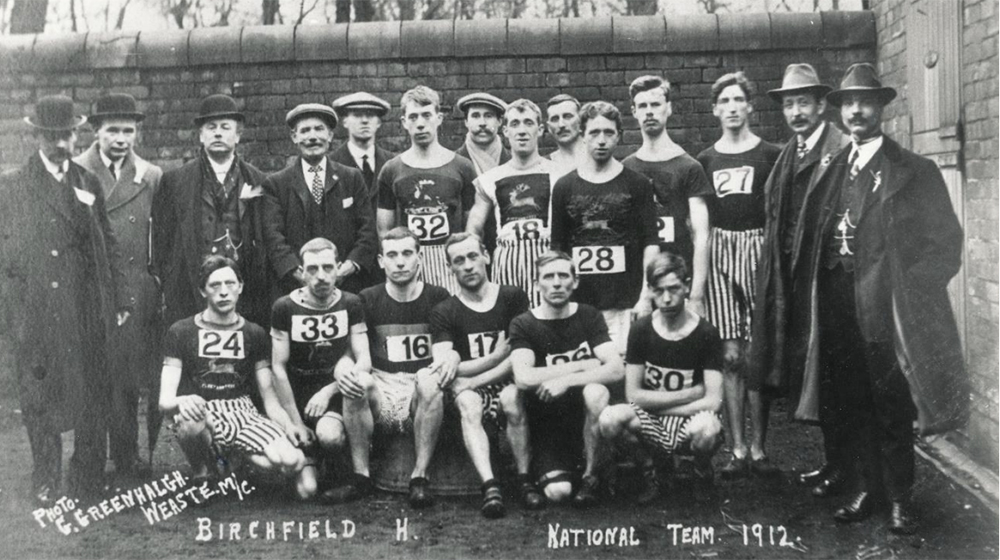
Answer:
[
  {"xmin": 150, "ymin": 94, "xmax": 271, "ymax": 329},
  {"xmin": 261, "ymin": 103, "xmax": 378, "ymax": 296},
  {"xmin": 795, "ymin": 63, "xmax": 967, "ymax": 534},
  {"xmin": 74, "ymin": 93, "xmax": 163, "ymax": 482},
  {"xmin": 747, "ymin": 64, "xmax": 850, "ymax": 497},
  {"xmin": 0, "ymin": 95, "xmax": 130, "ymax": 504}
]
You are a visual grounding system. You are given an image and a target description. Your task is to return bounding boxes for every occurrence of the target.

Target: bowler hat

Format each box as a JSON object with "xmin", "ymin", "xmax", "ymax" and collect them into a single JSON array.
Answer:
[
  {"xmin": 285, "ymin": 103, "xmax": 338, "ymax": 129},
  {"xmin": 90, "ymin": 92, "xmax": 145, "ymax": 125},
  {"xmin": 825, "ymin": 63, "xmax": 897, "ymax": 106},
  {"xmin": 767, "ymin": 64, "xmax": 832, "ymax": 102},
  {"xmin": 24, "ymin": 95, "xmax": 86, "ymax": 131},
  {"xmin": 194, "ymin": 94, "xmax": 245, "ymax": 126},
  {"xmin": 456, "ymin": 92, "xmax": 508, "ymax": 116},
  {"xmin": 332, "ymin": 92, "xmax": 391, "ymax": 117}
]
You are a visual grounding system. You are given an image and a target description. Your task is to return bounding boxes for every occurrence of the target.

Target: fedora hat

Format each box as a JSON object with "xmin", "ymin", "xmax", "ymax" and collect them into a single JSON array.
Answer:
[
  {"xmin": 332, "ymin": 92, "xmax": 391, "ymax": 117},
  {"xmin": 456, "ymin": 92, "xmax": 508, "ymax": 116},
  {"xmin": 767, "ymin": 63, "xmax": 832, "ymax": 102},
  {"xmin": 826, "ymin": 63, "xmax": 897, "ymax": 106},
  {"xmin": 24, "ymin": 95, "xmax": 86, "ymax": 131},
  {"xmin": 90, "ymin": 92, "xmax": 145, "ymax": 125},
  {"xmin": 194, "ymin": 94, "xmax": 245, "ymax": 126},
  {"xmin": 285, "ymin": 103, "xmax": 338, "ymax": 129}
]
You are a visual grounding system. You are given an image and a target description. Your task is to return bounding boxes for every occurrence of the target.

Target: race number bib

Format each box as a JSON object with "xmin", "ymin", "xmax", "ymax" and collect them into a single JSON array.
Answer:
[
  {"xmin": 386, "ymin": 333, "xmax": 432, "ymax": 363},
  {"xmin": 407, "ymin": 211, "xmax": 450, "ymax": 242},
  {"xmin": 290, "ymin": 310, "xmax": 348, "ymax": 343},
  {"xmin": 572, "ymin": 246, "xmax": 626, "ymax": 274},
  {"xmin": 467, "ymin": 331, "xmax": 504, "ymax": 359},
  {"xmin": 198, "ymin": 330, "xmax": 245, "ymax": 360},
  {"xmin": 644, "ymin": 365, "xmax": 694, "ymax": 391},
  {"xmin": 545, "ymin": 341, "xmax": 594, "ymax": 366},
  {"xmin": 502, "ymin": 218, "xmax": 545, "ymax": 242},
  {"xmin": 712, "ymin": 166, "xmax": 754, "ymax": 197},
  {"xmin": 656, "ymin": 216, "xmax": 675, "ymax": 243}
]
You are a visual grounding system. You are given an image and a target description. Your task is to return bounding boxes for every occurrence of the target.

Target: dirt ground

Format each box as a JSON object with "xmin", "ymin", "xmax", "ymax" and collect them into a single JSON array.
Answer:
[{"xmin": 0, "ymin": 396, "xmax": 996, "ymax": 560}]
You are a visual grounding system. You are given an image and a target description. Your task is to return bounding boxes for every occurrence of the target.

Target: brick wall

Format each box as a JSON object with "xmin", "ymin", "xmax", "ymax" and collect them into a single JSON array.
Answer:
[
  {"xmin": 0, "ymin": 13, "xmax": 875, "ymax": 174},
  {"xmin": 871, "ymin": 0, "xmax": 999, "ymax": 470}
]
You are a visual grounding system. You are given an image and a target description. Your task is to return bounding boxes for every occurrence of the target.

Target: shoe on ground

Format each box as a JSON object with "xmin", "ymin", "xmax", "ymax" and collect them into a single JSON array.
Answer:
[
  {"xmin": 517, "ymin": 475, "xmax": 545, "ymax": 510},
  {"xmin": 797, "ymin": 464, "xmax": 831, "ymax": 486},
  {"xmin": 572, "ymin": 475, "xmax": 600, "ymax": 509},
  {"xmin": 834, "ymin": 491, "xmax": 882, "ymax": 523},
  {"xmin": 811, "ymin": 469, "xmax": 847, "ymax": 498},
  {"xmin": 408, "ymin": 476, "xmax": 434, "ymax": 509},
  {"xmin": 889, "ymin": 500, "xmax": 917, "ymax": 535},
  {"xmin": 719, "ymin": 455, "xmax": 749, "ymax": 480},
  {"xmin": 33, "ymin": 483, "xmax": 56, "ymax": 507},
  {"xmin": 750, "ymin": 456, "xmax": 781, "ymax": 478},
  {"xmin": 321, "ymin": 473, "xmax": 373, "ymax": 504},
  {"xmin": 480, "ymin": 479, "xmax": 506, "ymax": 519}
]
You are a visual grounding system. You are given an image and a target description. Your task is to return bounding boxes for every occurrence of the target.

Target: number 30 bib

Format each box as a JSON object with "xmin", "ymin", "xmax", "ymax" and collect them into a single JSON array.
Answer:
[{"xmin": 572, "ymin": 245, "xmax": 625, "ymax": 274}]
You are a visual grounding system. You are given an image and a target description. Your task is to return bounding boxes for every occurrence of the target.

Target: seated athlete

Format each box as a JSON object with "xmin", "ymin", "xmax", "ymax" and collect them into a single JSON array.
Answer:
[
  {"xmin": 269, "ymin": 238, "xmax": 370, "ymax": 500},
  {"xmin": 159, "ymin": 255, "xmax": 306, "ymax": 486},
  {"xmin": 429, "ymin": 232, "xmax": 542, "ymax": 518},
  {"xmin": 599, "ymin": 253, "xmax": 724, "ymax": 503},
  {"xmin": 508, "ymin": 251, "xmax": 624, "ymax": 508},
  {"xmin": 329, "ymin": 227, "xmax": 455, "ymax": 507}
]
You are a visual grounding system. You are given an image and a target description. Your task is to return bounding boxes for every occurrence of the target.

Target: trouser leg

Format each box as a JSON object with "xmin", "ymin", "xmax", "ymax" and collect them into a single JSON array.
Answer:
[
  {"xmin": 110, "ymin": 381, "xmax": 140, "ymax": 468},
  {"xmin": 866, "ymin": 341, "xmax": 915, "ymax": 500},
  {"xmin": 24, "ymin": 411, "xmax": 62, "ymax": 490}
]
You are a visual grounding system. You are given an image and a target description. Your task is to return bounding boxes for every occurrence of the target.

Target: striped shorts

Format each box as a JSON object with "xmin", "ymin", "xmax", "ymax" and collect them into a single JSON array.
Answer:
[
  {"xmin": 456, "ymin": 382, "xmax": 505, "ymax": 425},
  {"xmin": 492, "ymin": 237, "xmax": 550, "ymax": 308},
  {"xmin": 630, "ymin": 403, "xmax": 691, "ymax": 453},
  {"xmin": 179, "ymin": 396, "xmax": 287, "ymax": 456},
  {"xmin": 419, "ymin": 244, "xmax": 460, "ymax": 295},
  {"xmin": 706, "ymin": 228, "xmax": 763, "ymax": 340}
]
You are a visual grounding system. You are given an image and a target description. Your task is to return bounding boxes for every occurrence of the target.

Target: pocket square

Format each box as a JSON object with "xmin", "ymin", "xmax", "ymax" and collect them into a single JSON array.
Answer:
[
  {"xmin": 343, "ymin": 197, "xmax": 354, "ymax": 208},
  {"xmin": 74, "ymin": 188, "xmax": 95, "ymax": 206}
]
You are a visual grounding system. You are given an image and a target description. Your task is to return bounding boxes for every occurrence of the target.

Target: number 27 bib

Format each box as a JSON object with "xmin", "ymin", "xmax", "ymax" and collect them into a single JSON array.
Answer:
[{"xmin": 572, "ymin": 246, "xmax": 625, "ymax": 274}]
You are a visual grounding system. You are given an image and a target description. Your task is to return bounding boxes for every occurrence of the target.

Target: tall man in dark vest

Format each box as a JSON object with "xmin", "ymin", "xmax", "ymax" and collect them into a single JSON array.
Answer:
[
  {"xmin": 150, "ymin": 94, "xmax": 271, "ymax": 328},
  {"xmin": 798, "ymin": 63, "xmax": 967, "ymax": 534},
  {"xmin": 74, "ymin": 93, "xmax": 163, "ymax": 482},
  {"xmin": 0, "ymin": 96, "xmax": 130, "ymax": 504},
  {"xmin": 747, "ymin": 64, "xmax": 849, "ymax": 497},
  {"xmin": 330, "ymin": 92, "xmax": 396, "ymax": 198},
  {"xmin": 261, "ymin": 103, "xmax": 377, "ymax": 296}
]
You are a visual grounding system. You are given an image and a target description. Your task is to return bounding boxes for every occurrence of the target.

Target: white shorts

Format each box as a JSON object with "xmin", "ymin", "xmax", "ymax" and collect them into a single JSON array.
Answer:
[
  {"xmin": 602, "ymin": 308, "xmax": 632, "ymax": 357},
  {"xmin": 372, "ymin": 369, "xmax": 416, "ymax": 434}
]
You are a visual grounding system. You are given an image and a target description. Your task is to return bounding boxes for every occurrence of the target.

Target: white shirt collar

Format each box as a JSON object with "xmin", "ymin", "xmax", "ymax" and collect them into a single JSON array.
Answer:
[
  {"xmin": 346, "ymin": 142, "xmax": 375, "ymax": 169},
  {"xmin": 850, "ymin": 135, "xmax": 884, "ymax": 171},
  {"xmin": 301, "ymin": 156, "xmax": 327, "ymax": 180},
  {"xmin": 208, "ymin": 154, "xmax": 235, "ymax": 183},
  {"xmin": 38, "ymin": 150, "xmax": 68, "ymax": 180},
  {"xmin": 800, "ymin": 121, "xmax": 826, "ymax": 153},
  {"xmin": 99, "ymin": 149, "xmax": 125, "ymax": 176}
]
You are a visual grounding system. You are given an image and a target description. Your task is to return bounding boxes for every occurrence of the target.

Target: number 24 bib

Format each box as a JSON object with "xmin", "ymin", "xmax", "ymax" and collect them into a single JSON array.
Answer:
[{"xmin": 198, "ymin": 330, "xmax": 245, "ymax": 360}]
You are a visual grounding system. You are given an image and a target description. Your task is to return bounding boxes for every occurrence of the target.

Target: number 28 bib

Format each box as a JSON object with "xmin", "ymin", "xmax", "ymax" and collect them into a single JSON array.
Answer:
[{"xmin": 572, "ymin": 245, "xmax": 625, "ymax": 274}]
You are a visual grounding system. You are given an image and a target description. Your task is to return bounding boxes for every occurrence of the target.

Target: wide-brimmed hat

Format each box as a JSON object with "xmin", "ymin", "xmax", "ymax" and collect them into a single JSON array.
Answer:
[
  {"xmin": 194, "ymin": 94, "xmax": 245, "ymax": 126},
  {"xmin": 285, "ymin": 103, "xmax": 338, "ymax": 129},
  {"xmin": 767, "ymin": 63, "xmax": 832, "ymax": 102},
  {"xmin": 332, "ymin": 92, "xmax": 391, "ymax": 117},
  {"xmin": 90, "ymin": 92, "xmax": 145, "ymax": 125},
  {"xmin": 826, "ymin": 63, "xmax": 897, "ymax": 106},
  {"xmin": 24, "ymin": 95, "xmax": 87, "ymax": 131},
  {"xmin": 456, "ymin": 92, "xmax": 507, "ymax": 116}
]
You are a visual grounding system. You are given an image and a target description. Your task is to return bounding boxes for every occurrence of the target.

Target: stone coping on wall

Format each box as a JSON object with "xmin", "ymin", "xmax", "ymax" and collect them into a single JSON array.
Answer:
[{"xmin": 0, "ymin": 12, "xmax": 874, "ymax": 73}]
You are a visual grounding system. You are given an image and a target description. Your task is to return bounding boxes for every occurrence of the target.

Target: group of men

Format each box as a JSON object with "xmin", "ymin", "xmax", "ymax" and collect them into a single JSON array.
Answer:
[{"xmin": 0, "ymin": 58, "xmax": 966, "ymax": 536}]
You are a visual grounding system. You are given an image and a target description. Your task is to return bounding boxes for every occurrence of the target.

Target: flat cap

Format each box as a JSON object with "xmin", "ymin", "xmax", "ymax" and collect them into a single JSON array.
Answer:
[
  {"xmin": 332, "ymin": 92, "xmax": 391, "ymax": 116},
  {"xmin": 285, "ymin": 103, "xmax": 338, "ymax": 128},
  {"xmin": 456, "ymin": 92, "xmax": 507, "ymax": 116}
]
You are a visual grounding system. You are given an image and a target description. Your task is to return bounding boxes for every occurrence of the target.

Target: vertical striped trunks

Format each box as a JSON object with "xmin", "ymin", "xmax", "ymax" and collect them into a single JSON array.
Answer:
[
  {"xmin": 706, "ymin": 227, "xmax": 764, "ymax": 341},
  {"xmin": 200, "ymin": 396, "xmax": 287, "ymax": 456},
  {"xmin": 419, "ymin": 244, "xmax": 461, "ymax": 295},
  {"xmin": 491, "ymin": 236, "xmax": 550, "ymax": 308}
]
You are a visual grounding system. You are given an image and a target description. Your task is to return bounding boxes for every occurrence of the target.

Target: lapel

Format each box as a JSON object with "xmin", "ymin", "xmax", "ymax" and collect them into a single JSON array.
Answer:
[
  {"xmin": 105, "ymin": 153, "xmax": 152, "ymax": 212},
  {"xmin": 292, "ymin": 158, "xmax": 313, "ymax": 209},
  {"xmin": 855, "ymin": 138, "xmax": 908, "ymax": 228},
  {"xmin": 26, "ymin": 155, "xmax": 80, "ymax": 228},
  {"xmin": 324, "ymin": 160, "xmax": 341, "ymax": 197}
]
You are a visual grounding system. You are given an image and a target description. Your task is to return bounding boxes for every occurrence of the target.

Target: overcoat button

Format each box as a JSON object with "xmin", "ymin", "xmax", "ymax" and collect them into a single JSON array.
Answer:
[
  {"xmin": 51, "ymin": 281, "xmax": 59, "ymax": 289},
  {"xmin": 51, "ymin": 250, "xmax": 58, "ymax": 257}
]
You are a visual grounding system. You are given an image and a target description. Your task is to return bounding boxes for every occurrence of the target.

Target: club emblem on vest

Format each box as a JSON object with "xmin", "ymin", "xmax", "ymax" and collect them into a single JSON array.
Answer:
[{"xmin": 507, "ymin": 183, "xmax": 541, "ymax": 212}]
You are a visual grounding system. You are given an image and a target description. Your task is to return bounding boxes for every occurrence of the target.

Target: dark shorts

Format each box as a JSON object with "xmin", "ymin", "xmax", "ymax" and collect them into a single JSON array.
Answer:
[{"xmin": 526, "ymin": 387, "xmax": 586, "ymax": 485}]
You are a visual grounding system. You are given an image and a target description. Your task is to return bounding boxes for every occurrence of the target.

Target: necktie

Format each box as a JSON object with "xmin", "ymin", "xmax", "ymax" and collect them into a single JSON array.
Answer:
[
  {"xmin": 796, "ymin": 139, "xmax": 808, "ymax": 159},
  {"xmin": 109, "ymin": 162, "xmax": 118, "ymax": 181},
  {"xmin": 309, "ymin": 165, "xmax": 323, "ymax": 204},
  {"xmin": 361, "ymin": 155, "xmax": 375, "ymax": 188},
  {"xmin": 848, "ymin": 147, "xmax": 860, "ymax": 181}
]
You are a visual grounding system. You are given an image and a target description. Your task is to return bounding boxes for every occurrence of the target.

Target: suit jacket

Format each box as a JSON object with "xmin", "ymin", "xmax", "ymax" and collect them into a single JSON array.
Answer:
[
  {"xmin": 150, "ymin": 152, "xmax": 270, "ymax": 327},
  {"xmin": 749, "ymin": 123, "xmax": 848, "ymax": 405},
  {"xmin": 329, "ymin": 143, "xmax": 397, "ymax": 200},
  {"xmin": 0, "ymin": 154, "xmax": 127, "ymax": 430},
  {"xmin": 794, "ymin": 136, "xmax": 967, "ymax": 435},
  {"xmin": 75, "ymin": 143, "xmax": 163, "ymax": 387},
  {"xmin": 261, "ymin": 157, "xmax": 377, "ymax": 295}
]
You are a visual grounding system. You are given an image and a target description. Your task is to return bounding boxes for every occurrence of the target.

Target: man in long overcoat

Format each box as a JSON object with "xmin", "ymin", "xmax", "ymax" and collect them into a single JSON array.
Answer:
[
  {"xmin": 793, "ymin": 63, "xmax": 967, "ymax": 534},
  {"xmin": 150, "ymin": 94, "xmax": 270, "ymax": 329},
  {"xmin": 74, "ymin": 93, "xmax": 163, "ymax": 480},
  {"xmin": 0, "ymin": 95, "xmax": 130, "ymax": 504},
  {"xmin": 747, "ymin": 64, "xmax": 849, "ymax": 496}
]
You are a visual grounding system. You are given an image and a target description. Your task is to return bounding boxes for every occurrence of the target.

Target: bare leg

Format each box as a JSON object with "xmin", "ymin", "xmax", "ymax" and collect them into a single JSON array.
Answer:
[
  {"xmin": 411, "ymin": 369, "xmax": 444, "ymax": 479},
  {"xmin": 175, "ymin": 418, "xmax": 213, "ymax": 478},
  {"xmin": 343, "ymin": 372, "xmax": 377, "ymax": 476},
  {"xmin": 455, "ymin": 390, "xmax": 493, "ymax": 482},
  {"xmin": 499, "ymin": 385, "xmax": 531, "ymax": 475},
  {"xmin": 581, "ymin": 383, "xmax": 610, "ymax": 478},
  {"xmin": 721, "ymin": 339, "xmax": 747, "ymax": 459}
]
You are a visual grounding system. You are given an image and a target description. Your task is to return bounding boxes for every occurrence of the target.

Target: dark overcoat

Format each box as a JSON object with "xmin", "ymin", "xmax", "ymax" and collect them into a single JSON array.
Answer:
[
  {"xmin": 149, "ymin": 152, "xmax": 270, "ymax": 327},
  {"xmin": 0, "ymin": 155, "xmax": 127, "ymax": 431},
  {"xmin": 74, "ymin": 143, "xmax": 163, "ymax": 387},
  {"xmin": 261, "ymin": 158, "xmax": 377, "ymax": 295},
  {"xmin": 792, "ymin": 136, "xmax": 968, "ymax": 435},
  {"xmin": 749, "ymin": 123, "xmax": 848, "ymax": 405}
]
